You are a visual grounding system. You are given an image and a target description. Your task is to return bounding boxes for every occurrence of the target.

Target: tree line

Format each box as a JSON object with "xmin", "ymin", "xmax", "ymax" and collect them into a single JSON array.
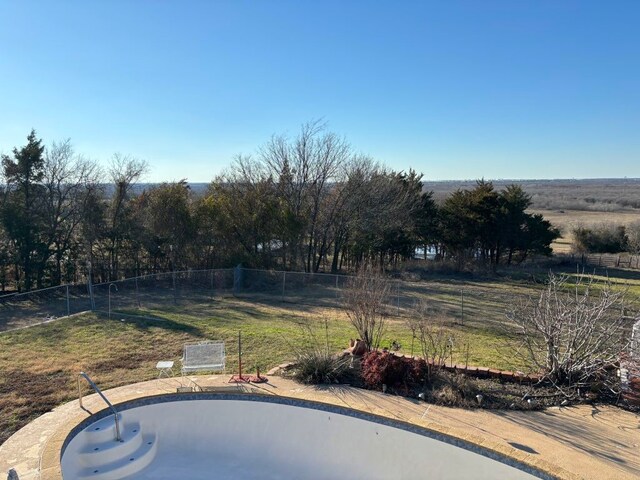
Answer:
[{"xmin": 0, "ymin": 124, "xmax": 559, "ymax": 292}]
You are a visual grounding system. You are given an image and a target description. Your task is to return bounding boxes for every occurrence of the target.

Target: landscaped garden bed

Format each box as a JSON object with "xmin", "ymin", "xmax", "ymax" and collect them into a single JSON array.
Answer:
[{"xmin": 285, "ymin": 349, "xmax": 635, "ymax": 411}]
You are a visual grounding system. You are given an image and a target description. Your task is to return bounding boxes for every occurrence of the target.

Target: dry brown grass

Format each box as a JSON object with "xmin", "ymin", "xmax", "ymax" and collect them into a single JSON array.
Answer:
[{"xmin": 530, "ymin": 209, "xmax": 640, "ymax": 254}]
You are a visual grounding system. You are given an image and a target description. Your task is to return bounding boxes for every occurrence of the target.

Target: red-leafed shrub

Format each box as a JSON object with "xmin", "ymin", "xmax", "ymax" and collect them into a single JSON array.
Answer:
[{"xmin": 361, "ymin": 351, "xmax": 428, "ymax": 392}]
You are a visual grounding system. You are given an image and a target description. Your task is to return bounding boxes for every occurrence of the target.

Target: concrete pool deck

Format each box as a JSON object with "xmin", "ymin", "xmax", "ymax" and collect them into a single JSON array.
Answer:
[{"xmin": 1, "ymin": 375, "xmax": 638, "ymax": 480}]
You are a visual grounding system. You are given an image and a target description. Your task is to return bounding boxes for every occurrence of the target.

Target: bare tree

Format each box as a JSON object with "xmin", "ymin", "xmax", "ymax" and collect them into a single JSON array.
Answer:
[
  {"xmin": 327, "ymin": 156, "xmax": 379, "ymax": 272},
  {"xmin": 342, "ymin": 266, "xmax": 391, "ymax": 351},
  {"xmin": 342, "ymin": 167, "xmax": 423, "ymax": 270},
  {"xmin": 260, "ymin": 120, "xmax": 351, "ymax": 272},
  {"xmin": 41, "ymin": 139, "xmax": 101, "ymax": 285},
  {"xmin": 506, "ymin": 272, "xmax": 632, "ymax": 393}
]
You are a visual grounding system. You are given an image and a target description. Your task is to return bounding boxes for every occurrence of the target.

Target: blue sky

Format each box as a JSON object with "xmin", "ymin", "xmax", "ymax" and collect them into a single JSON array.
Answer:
[{"xmin": 0, "ymin": 1, "xmax": 638, "ymax": 182}]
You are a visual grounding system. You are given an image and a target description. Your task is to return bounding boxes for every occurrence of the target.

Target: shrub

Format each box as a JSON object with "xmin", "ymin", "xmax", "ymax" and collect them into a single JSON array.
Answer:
[
  {"xmin": 433, "ymin": 383, "xmax": 460, "ymax": 404},
  {"xmin": 407, "ymin": 302, "xmax": 459, "ymax": 381},
  {"xmin": 506, "ymin": 272, "xmax": 630, "ymax": 395},
  {"xmin": 361, "ymin": 351, "xmax": 428, "ymax": 392},
  {"xmin": 289, "ymin": 316, "xmax": 352, "ymax": 385},
  {"xmin": 343, "ymin": 266, "xmax": 391, "ymax": 351},
  {"xmin": 572, "ymin": 223, "xmax": 628, "ymax": 253},
  {"xmin": 627, "ymin": 221, "xmax": 640, "ymax": 254},
  {"xmin": 291, "ymin": 350, "xmax": 351, "ymax": 385}
]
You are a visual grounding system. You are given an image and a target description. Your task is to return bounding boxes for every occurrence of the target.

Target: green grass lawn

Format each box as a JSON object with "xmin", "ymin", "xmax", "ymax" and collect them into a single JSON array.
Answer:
[
  {"xmin": 3, "ymin": 267, "xmax": 639, "ymax": 446},
  {"xmin": 0, "ymin": 294, "xmax": 526, "ymax": 445}
]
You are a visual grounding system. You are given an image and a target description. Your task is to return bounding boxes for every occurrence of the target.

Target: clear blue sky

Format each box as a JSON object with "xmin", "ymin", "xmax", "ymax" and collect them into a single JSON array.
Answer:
[{"xmin": 1, "ymin": 1, "xmax": 638, "ymax": 182}]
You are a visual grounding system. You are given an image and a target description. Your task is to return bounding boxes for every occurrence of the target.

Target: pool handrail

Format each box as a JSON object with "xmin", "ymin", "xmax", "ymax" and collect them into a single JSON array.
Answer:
[{"xmin": 77, "ymin": 371, "xmax": 122, "ymax": 441}]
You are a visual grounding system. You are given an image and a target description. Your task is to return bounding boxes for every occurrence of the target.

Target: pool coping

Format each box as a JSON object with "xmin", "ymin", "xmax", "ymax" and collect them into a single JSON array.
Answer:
[
  {"xmin": 5, "ymin": 374, "xmax": 614, "ymax": 480},
  {"xmin": 58, "ymin": 392, "xmax": 557, "ymax": 480},
  {"xmin": 34, "ymin": 380, "xmax": 579, "ymax": 480}
]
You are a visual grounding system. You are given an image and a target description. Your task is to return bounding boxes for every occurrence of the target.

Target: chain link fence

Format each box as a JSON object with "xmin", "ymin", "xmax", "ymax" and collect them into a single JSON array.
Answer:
[
  {"xmin": 0, "ymin": 283, "xmax": 91, "ymax": 332},
  {"xmin": 0, "ymin": 269, "xmax": 235, "ymax": 332},
  {"xmin": 1, "ymin": 267, "xmax": 638, "ymax": 334},
  {"xmin": 92, "ymin": 269, "xmax": 235, "ymax": 316},
  {"xmin": 235, "ymin": 268, "xmax": 547, "ymax": 332}
]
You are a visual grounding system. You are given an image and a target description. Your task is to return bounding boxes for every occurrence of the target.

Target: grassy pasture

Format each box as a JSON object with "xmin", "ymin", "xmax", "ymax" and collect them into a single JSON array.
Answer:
[
  {"xmin": 530, "ymin": 209, "xmax": 640, "ymax": 254},
  {"xmin": 426, "ymin": 178, "xmax": 640, "ymax": 213}
]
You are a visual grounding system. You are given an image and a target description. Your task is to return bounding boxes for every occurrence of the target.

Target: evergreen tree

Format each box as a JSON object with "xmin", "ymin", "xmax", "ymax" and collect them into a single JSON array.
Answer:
[{"xmin": 1, "ymin": 130, "xmax": 46, "ymax": 290}]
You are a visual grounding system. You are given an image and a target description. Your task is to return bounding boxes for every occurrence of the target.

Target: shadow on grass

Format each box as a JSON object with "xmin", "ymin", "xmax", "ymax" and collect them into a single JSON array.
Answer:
[
  {"xmin": 154, "ymin": 300, "xmax": 322, "ymax": 329},
  {"xmin": 553, "ymin": 264, "xmax": 640, "ymax": 283},
  {"xmin": 99, "ymin": 310, "xmax": 204, "ymax": 336}
]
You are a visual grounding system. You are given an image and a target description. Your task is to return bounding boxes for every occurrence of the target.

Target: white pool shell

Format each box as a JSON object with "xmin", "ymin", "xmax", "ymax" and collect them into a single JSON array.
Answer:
[{"xmin": 60, "ymin": 393, "xmax": 552, "ymax": 480}]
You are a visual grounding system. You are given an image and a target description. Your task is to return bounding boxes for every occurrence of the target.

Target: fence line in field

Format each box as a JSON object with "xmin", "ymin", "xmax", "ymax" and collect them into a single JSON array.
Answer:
[
  {"xmin": 568, "ymin": 253, "xmax": 640, "ymax": 270},
  {"xmin": 1, "ymin": 266, "xmax": 638, "ymax": 333}
]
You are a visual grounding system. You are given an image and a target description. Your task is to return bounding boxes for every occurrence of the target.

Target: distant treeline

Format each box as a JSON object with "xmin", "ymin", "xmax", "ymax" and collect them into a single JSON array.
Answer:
[{"xmin": 0, "ymin": 125, "xmax": 559, "ymax": 291}]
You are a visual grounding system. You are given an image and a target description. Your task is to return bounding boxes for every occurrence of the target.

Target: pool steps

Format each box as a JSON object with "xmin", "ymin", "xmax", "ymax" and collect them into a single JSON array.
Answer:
[{"xmin": 70, "ymin": 414, "xmax": 157, "ymax": 479}]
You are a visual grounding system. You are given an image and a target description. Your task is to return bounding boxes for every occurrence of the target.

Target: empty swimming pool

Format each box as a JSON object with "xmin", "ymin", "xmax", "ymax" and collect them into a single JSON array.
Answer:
[{"xmin": 61, "ymin": 393, "xmax": 547, "ymax": 479}]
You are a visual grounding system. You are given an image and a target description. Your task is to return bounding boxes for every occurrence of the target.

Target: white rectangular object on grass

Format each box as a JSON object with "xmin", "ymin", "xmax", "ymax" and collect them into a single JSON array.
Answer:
[{"xmin": 182, "ymin": 342, "xmax": 226, "ymax": 374}]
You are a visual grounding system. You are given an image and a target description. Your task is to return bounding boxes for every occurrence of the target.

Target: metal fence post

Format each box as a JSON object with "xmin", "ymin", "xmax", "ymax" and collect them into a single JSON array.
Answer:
[
  {"xmin": 66, "ymin": 285, "xmax": 70, "ymax": 316},
  {"xmin": 172, "ymin": 270, "xmax": 177, "ymax": 305},
  {"xmin": 87, "ymin": 261, "xmax": 95, "ymax": 311},
  {"xmin": 233, "ymin": 265, "xmax": 242, "ymax": 295},
  {"xmin": 397, "ymin": 282, "xmax": 400, "ymax": 316},
  {"xmin": 460, "ymin": 289, "xmax": 464, "ymax": 326},
  {"xmin": 282, "ymin": 271, "xmax": 286, "ymax": 302},
  {"xmin": 135, "ymin": 276, "xmax": 140, "ymax": 308}
]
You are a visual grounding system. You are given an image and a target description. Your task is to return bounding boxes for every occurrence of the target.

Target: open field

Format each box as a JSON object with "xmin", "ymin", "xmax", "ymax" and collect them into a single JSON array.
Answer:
[
  {"xmin": 530, "ymin": 209, "xmax": 640, "ymax": 254},
  {"xmin": 425, "ymin": 178, "xmax": 640, "ymax": 212}
]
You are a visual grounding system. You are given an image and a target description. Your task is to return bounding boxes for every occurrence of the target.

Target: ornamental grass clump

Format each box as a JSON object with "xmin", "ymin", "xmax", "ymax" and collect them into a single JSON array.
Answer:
[
  {"xmin": 289, "ymin": 318, "xmax": 351, "ymax": 385},
  {"xmin": 292, "ymin": 349, "xmax": 351, "ymax": 385}
]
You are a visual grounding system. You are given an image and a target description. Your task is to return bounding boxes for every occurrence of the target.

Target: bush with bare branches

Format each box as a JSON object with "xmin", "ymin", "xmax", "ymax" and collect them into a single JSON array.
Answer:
[
  {"xmin": 506, "ymin": 273, "xmax": 633, "ymax": 394},
  {"xmin": 342, "ymin": 267, "xmax": 391, "ymax": 351},
  {"xmin": 407, "ymin": 301, "xmax": 458, "ymax": 381}
]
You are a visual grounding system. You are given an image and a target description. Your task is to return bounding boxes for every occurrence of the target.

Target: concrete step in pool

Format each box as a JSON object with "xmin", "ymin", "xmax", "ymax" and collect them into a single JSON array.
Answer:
[
  {"xmin": 79, "ymin": 422, "xmax": 145, "ymax": 466},
  {"xmin": 66, "ymin": 416, "xmax": 158, "ymax": 480}
]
